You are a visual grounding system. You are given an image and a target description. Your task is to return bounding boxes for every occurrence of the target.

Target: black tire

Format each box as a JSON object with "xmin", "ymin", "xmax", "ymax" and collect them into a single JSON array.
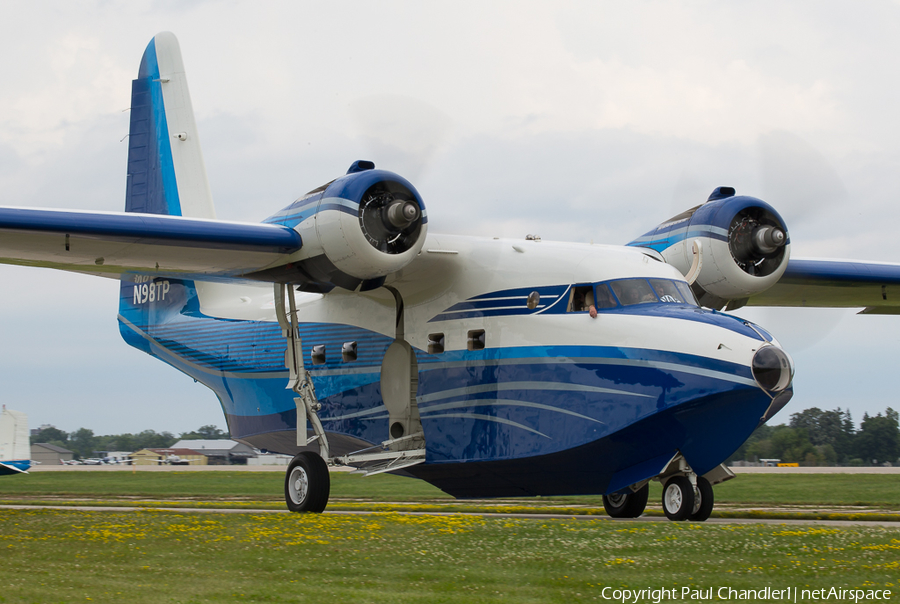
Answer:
[
  {"xmin": 662, "ymin": 476, "xmax": 694, "ymax": 521},
  {"xmin": 688, "ymin": 476, "xmax": 714, "ymax": 522},
  {"xmin": 284, "ymin": 451, "xmax": 330, "ymax": 513},
  {"xmin": 602, "ymin": 484, "xmax": 649, "ymax": 518}
]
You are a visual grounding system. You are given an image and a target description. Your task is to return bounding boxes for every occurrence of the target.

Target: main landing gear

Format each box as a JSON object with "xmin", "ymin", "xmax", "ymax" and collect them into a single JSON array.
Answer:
[
  {"xmin": 276, "ymin": 284, "xmax": 333, "ymax": 513},
  {"xmin": 274, "ymin": 284, "xmax": 427, "ymax": 514},
  {"xmin": 285, "ymin": 451, "xmax": 330, "ymax": 513}
]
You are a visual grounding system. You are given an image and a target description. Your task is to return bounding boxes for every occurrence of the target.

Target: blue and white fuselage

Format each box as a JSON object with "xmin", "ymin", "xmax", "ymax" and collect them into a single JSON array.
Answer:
[{"xmin": 118, "ymin": 233, "xmax": 788, "ymax": 497}]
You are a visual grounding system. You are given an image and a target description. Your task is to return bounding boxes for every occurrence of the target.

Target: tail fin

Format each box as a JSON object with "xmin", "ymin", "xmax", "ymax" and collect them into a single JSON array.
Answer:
[
  {"xmin": 120, "ymin": 33, "xmax": 211, "ymax": 335},
  {"xmin": 125, "ymin": 32, "xmax": 215, "ymax": 219}
]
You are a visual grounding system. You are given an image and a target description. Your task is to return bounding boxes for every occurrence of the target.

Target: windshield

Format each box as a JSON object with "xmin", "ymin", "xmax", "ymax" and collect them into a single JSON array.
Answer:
[
  {"xmin": 608, "ymin": 278, "xmax": 698, "ymax": 307},
  {"xmin": 567, "ymin": 278, "xmax": 698, "ymax": 313}
]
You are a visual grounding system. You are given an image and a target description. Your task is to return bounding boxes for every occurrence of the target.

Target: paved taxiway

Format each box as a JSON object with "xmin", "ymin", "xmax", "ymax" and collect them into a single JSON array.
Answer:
[{"xmin": 1, "ymin": 504, "xmax": 897, "ymax": 527}]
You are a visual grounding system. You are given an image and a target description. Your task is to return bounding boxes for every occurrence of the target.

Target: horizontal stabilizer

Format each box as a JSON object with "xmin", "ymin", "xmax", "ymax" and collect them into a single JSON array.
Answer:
[{"xmin": 0, "ymin": 462, "xmax": 28, "ymax": 475}]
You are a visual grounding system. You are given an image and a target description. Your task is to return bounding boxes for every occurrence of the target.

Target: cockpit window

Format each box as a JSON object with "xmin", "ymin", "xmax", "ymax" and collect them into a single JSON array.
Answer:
[
  {"xmin": 567, "ymin": 278, "xmax": 697, "ymax": 313},
  {"xmin": 674, "ymin": 281, "xmax": 699, "ymax": 306},
  {"xmin": 594, "ymin": 283, "xmax": 618, "ymax": 309},
  {"xmin": 610, "ymin": 279, "xmax": 657, "ymax": 306},
  {"xmin": 649, "ymin": 279, "xmax": 690, "ymax": 303}
]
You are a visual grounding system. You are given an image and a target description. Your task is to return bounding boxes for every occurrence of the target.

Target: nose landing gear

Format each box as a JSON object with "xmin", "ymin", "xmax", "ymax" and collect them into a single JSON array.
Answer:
[
  {"xmin": 606, "ymin": 456, "xmax": 732, "ymax": 522},
  {"xmin": 602, "ymin": 484, "xmax": 650, "ymax": 518},
  {"xmin": 659, "ymin": 456, "xmax": 730, "ymax": 522}
]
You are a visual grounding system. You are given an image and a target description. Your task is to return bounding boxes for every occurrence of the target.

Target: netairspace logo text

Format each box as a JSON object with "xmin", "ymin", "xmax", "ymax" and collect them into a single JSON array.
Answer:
[{"xmin": 599, "ymin": 586, "xmax": 892, "ymax": 603}]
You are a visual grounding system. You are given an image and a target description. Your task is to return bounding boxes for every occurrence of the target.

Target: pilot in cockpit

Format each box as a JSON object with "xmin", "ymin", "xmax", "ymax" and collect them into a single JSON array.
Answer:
[{"xmin": 571, "ymin": 286, "xmax": 598, "ymax": 319}]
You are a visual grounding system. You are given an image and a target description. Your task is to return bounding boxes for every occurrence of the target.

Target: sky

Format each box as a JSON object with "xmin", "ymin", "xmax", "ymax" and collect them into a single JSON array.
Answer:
[{"xmin": 1, "ymin": 1, "xmax": 899, "ymax": 436}]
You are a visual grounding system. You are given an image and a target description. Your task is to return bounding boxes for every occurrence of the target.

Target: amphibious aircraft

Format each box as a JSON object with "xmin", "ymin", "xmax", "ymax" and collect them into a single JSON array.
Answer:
[
  {"xmin": 2, "ymin": 33, "xmax": 899, "ymax": 519},
  {"xmin": 0, "ymin": 406, "xmax": 31, "ymax": 475}
]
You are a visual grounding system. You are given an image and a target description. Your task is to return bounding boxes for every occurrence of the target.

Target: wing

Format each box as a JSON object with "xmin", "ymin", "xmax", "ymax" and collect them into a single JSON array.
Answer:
[
  {"xmin": 0, "ymin": 207, "xmax": 303, "ymax": 282},
  {"xmin": 0, "ymin": 33, "xmax": 427, "ymax": 291},
  {"xmin": 748, "ymin": 257, "xmax": 900, "ymax": 314}
]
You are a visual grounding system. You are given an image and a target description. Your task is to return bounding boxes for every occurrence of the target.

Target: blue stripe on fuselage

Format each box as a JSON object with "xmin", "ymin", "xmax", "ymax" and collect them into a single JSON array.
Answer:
[{"xmin": 117, "ymin": 282, "xmax": 766, "ymax": 470}]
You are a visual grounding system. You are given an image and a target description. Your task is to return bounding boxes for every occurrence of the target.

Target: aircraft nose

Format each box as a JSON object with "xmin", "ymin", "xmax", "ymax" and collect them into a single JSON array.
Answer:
[{"xmin": 751, "ymin": 345, "xmax": 794, "ymax": 392}]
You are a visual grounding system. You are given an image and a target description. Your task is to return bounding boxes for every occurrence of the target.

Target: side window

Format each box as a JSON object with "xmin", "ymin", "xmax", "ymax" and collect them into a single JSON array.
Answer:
[
  {"xmin": 467, "ymin": 329, "xmax": 485, "ymax": 351},
  {"xmin": 594, "ymin": 283, "xmax": 618, "ymax": 309},
  {"xmin": 311, "ymin": 345, "xmax": 326, "ymax": 365},
  {"xmin": 342, "ymin": 341, "xmax": 357, "ymax": 362},
  {"xmin": 427, "ymin": 333, "xmax": 445, "ymax": 354},
  {"xmin": 568, "ymin": 285, "xmax": 594, "ymax": 312}
]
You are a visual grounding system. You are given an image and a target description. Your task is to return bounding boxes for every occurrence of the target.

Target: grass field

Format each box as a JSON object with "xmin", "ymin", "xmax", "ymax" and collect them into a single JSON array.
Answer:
[
  {"xmin": 2, "ymin": 472, "xmax": 899, "ymax": 602},
  {"xmin": 1, "ymin": 508, "xmax": 898, "ymax": 603}
]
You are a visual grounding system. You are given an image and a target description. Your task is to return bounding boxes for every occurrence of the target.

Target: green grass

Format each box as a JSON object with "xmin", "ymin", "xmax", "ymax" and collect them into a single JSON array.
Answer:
[
  {"xmin": 710, "ymin": 475, "xmax": 900, "ymax": 508},
  {"xmin": 0, "ymin": 508, "xmax": 898, "ymax": 603}
]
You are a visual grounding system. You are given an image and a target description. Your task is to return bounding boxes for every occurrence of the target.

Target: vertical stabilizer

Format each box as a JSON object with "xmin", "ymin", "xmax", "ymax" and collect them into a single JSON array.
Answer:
[
  {"xmin": 120, "ymin": 34, "xmax": 211, "ymax": 335},
  {"xmin": 125, "ymin": 32, "xmax": 215, "ymax": 219}
]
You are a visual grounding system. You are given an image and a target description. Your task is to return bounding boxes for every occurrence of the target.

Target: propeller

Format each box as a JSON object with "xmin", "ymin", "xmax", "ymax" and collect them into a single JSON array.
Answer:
[
  {"xmin": 347, "ymin": 94, "xmax": 452, "ymax": 183},
  {"xmin": 727, "ymin": 207, "xmax": 787, "ymax": 277},
  {"xmin": 742, "ymin": 130, "xmax": 851, "ymax": 351}
]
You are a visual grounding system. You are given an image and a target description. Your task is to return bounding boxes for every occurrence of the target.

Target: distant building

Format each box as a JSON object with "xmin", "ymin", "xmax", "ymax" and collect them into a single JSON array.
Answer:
[
  {"xmin": 248, "ymin": 453, "xmax": 292, "ymax": 466},
  {"xmin": 31, "ymin": 443, "xmax": 74, "ymax": 465},
  {"xmin": 131, "ymin": 448, "xmax": 207, "ymax": 466},
  {"xmin": 171, "ymin": 439, "xmax": 256, "ymax": 465},
  {"xmin": 30, "ymin": 424, "xmax": 55, "ymax": 437}
]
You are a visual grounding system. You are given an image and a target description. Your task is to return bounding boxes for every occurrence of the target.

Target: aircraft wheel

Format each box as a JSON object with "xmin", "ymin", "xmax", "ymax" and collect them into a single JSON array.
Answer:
[
  {"xmin": 662, "ymin": 475, "xmax": 695, "ymax": 521},
  {"xmin": 688, "ymin": 476, "xmax": 714, "ymax": 522},
  {"xmin": 602, "ymin": 484, "xmax": 649, "ymax": 518},
  {"xmin": 284, "ymin": 451, "xmax": 330, "ymax": 513}
]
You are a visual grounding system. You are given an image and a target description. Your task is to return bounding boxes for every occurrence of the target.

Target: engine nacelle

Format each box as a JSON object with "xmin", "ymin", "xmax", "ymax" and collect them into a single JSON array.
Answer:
[
  {"xmin": 261, "ymin": 161, "xmax": 427, "ymax": 291},
  {"xmin": 629, "ymin": 187, "xmax": 790, "ymax": 309}
]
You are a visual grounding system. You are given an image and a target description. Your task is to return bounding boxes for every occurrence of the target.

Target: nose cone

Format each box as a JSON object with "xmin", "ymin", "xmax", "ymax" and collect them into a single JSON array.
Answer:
[{"xmin": 752, "ymin": 345, "xmax": 794, "ymax": 392}]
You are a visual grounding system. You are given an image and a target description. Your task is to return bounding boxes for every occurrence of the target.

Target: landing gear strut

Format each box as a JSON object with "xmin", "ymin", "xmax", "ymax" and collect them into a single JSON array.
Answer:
[
  {"xmin": 274, "ymin": 283, "xmax": 428, "ymax": 513},
  {"xmin": 276, "ymin": 283, "xmax": 331, "ymax": 513}
]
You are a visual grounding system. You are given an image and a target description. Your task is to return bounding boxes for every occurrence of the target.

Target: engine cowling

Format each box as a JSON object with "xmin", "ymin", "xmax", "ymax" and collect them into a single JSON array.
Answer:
[
  {"xmin": 261, "ymin": 161, "xmax": 427, "ymax": 291},
  {"xmin": 628, "ymin": 187, "xmax": 790, "ymax": 309}
]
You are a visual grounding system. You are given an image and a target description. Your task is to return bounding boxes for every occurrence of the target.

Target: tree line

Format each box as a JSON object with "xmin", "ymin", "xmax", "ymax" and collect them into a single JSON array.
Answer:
[
  {"xmin": 30, "ymin": 425, "xmax": 229, "ymax": 460},
  {"xmin": 728, "ymin": 407, "xmax": 900, "ymax": 466}
]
